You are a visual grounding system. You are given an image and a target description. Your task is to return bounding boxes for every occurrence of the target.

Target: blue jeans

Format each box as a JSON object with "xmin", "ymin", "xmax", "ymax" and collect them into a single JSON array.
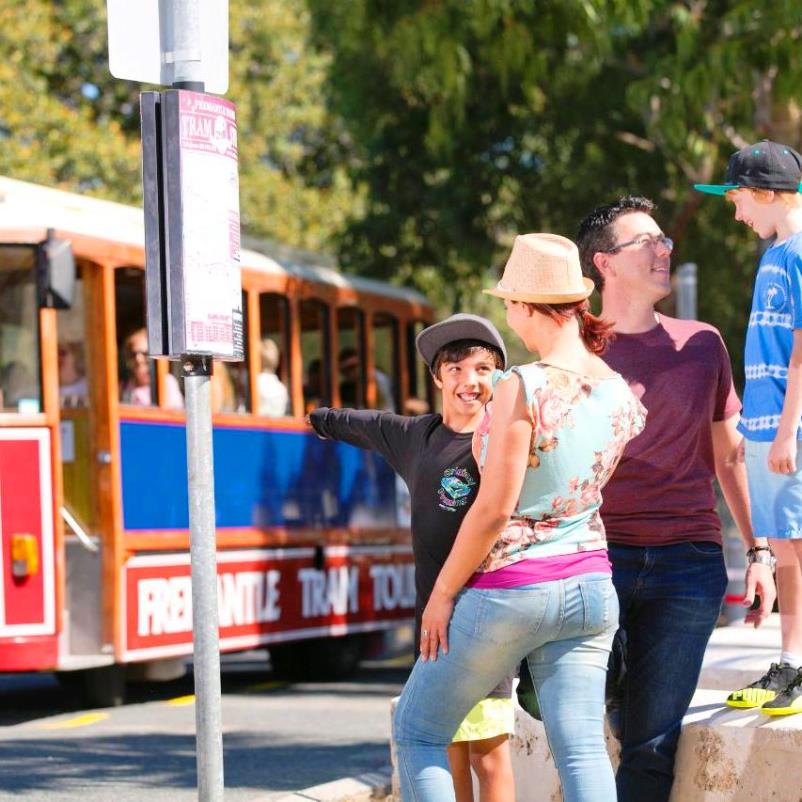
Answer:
[
  {"xmin": 394, "ymin": 573, "xmax": 618, "ymax": 802},
  {"xmin": 608, "ymin": 541, "xmax": 727, "ymax": 802}
]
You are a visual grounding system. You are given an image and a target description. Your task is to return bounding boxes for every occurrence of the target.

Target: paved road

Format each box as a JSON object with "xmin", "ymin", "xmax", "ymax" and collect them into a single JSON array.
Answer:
[{"xmin": 0, "ymin": 652, "xmax": 411, "ymax": 801}]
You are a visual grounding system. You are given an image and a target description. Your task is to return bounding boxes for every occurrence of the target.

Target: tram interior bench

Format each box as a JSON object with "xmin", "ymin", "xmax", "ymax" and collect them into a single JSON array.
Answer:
[{"xmin": 388, "ymin": 689, "xmax": 802, "ymax": 801}]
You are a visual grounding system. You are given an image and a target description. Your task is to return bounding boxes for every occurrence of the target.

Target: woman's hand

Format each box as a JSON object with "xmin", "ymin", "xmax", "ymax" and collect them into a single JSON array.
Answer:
[{"xmin": 419, "ymin": 585, "xmax": 454, "ymax": 662}]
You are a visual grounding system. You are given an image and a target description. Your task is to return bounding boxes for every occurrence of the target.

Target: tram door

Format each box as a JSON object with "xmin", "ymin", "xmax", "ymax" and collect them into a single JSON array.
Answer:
[
  {"xmin": 55, "ymin": 263, "xmax": 106, "ymax": 663},
  {"xmin": 0, "ymin": 245, "xmax": 57, "ymax": 664}
]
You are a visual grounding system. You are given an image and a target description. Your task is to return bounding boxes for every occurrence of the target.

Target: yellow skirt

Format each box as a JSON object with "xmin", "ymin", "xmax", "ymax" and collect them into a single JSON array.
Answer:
[{"xmin": 451, "ymin": 696, "xmax": 516, "ymax": 743}]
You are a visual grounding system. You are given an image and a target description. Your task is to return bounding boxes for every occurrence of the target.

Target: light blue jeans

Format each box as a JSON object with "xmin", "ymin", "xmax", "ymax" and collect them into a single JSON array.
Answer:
[{"xmin": 393, "ymin": 573, "xmax": 618, "ymax": 802}]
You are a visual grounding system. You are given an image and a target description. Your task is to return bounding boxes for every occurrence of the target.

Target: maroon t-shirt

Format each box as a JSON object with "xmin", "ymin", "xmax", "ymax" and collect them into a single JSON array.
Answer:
[{"xmin": 600, "ymin": 314, "xmax": 741, "ymax": 546}]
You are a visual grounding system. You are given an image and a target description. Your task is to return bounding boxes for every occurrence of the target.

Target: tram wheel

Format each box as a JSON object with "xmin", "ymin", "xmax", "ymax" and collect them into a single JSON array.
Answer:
[
  {"xmin": 269, "ymin": 635, "xmax": 365, "ymax": 681},
  {"xmin": 57, "ymin": 664, "xmax": 127, "ymax": 708}
]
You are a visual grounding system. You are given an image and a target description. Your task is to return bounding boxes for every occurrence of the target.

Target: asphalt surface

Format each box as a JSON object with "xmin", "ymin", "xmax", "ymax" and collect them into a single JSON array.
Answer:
[{"xmin": 0, "ymin": 652, "xmax": 411, "ymax": 801}]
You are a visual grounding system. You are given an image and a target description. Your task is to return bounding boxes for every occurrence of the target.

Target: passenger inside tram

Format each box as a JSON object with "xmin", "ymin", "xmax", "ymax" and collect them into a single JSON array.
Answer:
[
  {"xmin": 58, "ymin": 341, "xmax": 87, "ymax": 407},
  {"xmin": 257, "ymin": 337, "xmax": 289, "ymax": 416},
  {"xmin": 119, "ymin": 328, "xmax": 183, "ymax": 409},
  {"xmin": 303, "ymin": 358, "xmax": 325, "ymax": 412},
  {"xmin": 211, "ymin": 361, "xmax": 236, "ymax": 414},
  {"xmin": 0, "ymin": 360, "xmax": 37, "ymax": 412},
  {"xmin": 338, "ymin": 347, "xmax": 362, "ymax": 408}
]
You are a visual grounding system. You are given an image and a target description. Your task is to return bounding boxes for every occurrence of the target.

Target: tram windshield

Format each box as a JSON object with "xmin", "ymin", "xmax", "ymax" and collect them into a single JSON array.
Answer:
[{"xmin": 0, "ymin": 245, "xmax": 40, "ymax": 413}]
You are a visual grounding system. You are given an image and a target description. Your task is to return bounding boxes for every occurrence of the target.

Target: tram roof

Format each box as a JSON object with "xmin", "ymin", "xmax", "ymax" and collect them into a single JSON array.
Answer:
[{"xmin": 0, "ymin": 176, "xmax": 430, "ymax": 307}]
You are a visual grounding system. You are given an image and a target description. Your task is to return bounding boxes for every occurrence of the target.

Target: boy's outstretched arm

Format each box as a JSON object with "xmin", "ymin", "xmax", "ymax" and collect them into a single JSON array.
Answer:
[
  {"xmin": 713, "ymin": 414, "xmax": 775, "ymax": 626},
  {"xmin": 308, "ymin": 407, "xmax": 418, "ymax": 476},
  {"xmin": 769, "ymin": 330, "xmax": 802, "ymax": 474}
]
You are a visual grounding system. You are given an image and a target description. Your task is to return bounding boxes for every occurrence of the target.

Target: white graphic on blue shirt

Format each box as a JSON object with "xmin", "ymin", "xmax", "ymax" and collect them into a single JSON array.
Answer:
[
  {"xmin": 763, "ymin": 281, "xmax": 787, "ymax": 311},
  {"xmin": 740, "ymin": 232, "xmax": 802, "ymax": 441},
  {"xmin": 438, "ymin": 467, "xmax": 477, "ymax": 512}
]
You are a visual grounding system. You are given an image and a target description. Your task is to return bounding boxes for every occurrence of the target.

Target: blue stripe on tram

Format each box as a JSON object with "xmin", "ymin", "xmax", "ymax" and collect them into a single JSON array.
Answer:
[{"xmin": 119, "ymin": 420, "xmax": 399, "ymax": 531}]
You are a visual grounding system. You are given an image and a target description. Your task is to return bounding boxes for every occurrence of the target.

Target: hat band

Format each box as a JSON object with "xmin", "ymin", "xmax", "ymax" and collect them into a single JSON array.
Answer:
[{"xmin": 493, "ymin": 279, "xmax": 587, "ymax": 294}]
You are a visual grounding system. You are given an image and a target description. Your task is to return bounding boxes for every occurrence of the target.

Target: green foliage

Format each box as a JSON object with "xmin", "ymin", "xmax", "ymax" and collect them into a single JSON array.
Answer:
[
  {"xmin": 0, "ymin": 0, "xmax": 140, "ymax": 199},
  {"xmin": 5, "ymin": 0, "xmax": 802, "ymax": 383},
  {"xmin": 308, "ymin": 0, "xmax": 802, "ymax": 382},
  {"xmin": 0, "ymin": 0, "xmax": 360, "ymax": 251}
]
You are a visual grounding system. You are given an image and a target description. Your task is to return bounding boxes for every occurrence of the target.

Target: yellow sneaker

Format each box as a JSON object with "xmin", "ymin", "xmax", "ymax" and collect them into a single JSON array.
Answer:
[
  {"xmin": 761, "ymin": 669, "xmax": 802, "ymax": 716},
  {"xmin": 726, "ymin": 663, "xmax": 798, "ymax": 709}
]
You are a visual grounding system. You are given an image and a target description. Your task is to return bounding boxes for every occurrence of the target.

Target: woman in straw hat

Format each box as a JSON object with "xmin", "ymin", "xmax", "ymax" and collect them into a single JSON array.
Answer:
[{"xmin": 393, "ymin": 233, "xmax": 647, "ymax": 802}]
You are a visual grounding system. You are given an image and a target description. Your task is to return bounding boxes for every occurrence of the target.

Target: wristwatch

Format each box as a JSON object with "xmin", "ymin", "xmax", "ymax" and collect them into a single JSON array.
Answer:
[{"xmin": 746, "ymin": 545, "xmax": 776, "ymax": 570}]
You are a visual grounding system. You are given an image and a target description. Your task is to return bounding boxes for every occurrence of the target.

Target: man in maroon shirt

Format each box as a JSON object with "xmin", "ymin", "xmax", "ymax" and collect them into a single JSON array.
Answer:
[{"xmin": 576, "ymin": 196, "xmax": 776, "ymax": 802}]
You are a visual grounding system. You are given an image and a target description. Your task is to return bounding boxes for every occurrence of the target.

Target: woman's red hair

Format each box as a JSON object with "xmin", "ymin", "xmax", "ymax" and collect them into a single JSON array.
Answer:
[{"xmin": 527, "ymin": 300, "xmax": 615, "ymax": 355}]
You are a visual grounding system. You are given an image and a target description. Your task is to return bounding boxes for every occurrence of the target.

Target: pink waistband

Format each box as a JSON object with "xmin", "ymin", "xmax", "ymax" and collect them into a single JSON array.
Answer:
[{"xmin": 466, "ymin": 550, "xmax": 611, "ymax": 589}]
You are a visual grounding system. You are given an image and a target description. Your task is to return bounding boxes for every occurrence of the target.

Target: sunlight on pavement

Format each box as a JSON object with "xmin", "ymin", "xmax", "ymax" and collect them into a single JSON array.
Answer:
[
  {"xmin": 39, "ymin": 712, "xmax": 109, "ymax": 729},
  {"xmin": 166, "ymin": 695, "xmax": 195, "ymax": 706}
]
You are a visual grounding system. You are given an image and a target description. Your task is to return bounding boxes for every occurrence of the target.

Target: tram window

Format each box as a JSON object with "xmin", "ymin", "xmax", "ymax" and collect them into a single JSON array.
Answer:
[
  {"xmin": 0, "ymin": 246, "xmax": 40, "ymax": 413},
  {"xmin": 300, "ymin": 299, "xmax": 330, "ymax": 412},
  {"xmin": 115, "ymin": 268, "xmax": 183, "ymax": 409},
  {"xmin": 337, "ymin": 307, "xmax": 366, "ymax": 408},
  {"xmin": 258, "ymin": 293, "xmax": 291, "ymax": 417},
  {"xmin": 207, "ymin": 290, "xmax": 249, "ymax": 414},
  {"xmin": 57, "ymin": 266, "xmax": 88, "ymax": 409},
  {"xmin": 372, "ymin": 313, "xmax": 399, "ymax": 412},
  {"xmin": 405, "ymin": 320, "xmax": 433, "ymax": 416}
]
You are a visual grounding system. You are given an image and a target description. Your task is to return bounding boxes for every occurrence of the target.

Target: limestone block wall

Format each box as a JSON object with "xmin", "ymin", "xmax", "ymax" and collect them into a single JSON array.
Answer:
[{"xmin": 390, "ymin": 689, "xmax": 802, "ymax": 802}]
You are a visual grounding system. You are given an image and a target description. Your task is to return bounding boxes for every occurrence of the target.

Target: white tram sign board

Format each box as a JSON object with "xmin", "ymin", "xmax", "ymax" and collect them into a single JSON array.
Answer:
[
  {"xmin": 142, "ymin": 89, "xmax": 244, "ymax": 360},
  {"xmin": 106, "ymin": 0, "xmax": 229, "ymax": 95}
]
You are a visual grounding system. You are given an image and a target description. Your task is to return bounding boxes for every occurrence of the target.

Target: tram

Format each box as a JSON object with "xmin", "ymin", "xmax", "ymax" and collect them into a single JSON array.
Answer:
[{"xmin": 0, "ymin": 176, "xmax": 433, "ymax": 704}]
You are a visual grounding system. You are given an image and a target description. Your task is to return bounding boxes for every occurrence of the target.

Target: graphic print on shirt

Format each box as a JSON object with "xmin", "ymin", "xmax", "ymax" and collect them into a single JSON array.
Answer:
[
  {"xmin": 438, "ymin": 466, "xmax": 477, "ymax": 512},
  {"xmin": 763, "ymin": 281, "xmax": 787, "ymax": 312},
  {"xmin": 740, "ymin": 237, "xmax": 802, "ymax": 441}
]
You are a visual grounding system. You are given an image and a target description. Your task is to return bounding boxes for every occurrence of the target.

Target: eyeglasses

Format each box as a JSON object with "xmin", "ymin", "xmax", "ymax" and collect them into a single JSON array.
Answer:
[{"xmin": 604, "ymin": 234, "xmax": 674, "ymax": 254}]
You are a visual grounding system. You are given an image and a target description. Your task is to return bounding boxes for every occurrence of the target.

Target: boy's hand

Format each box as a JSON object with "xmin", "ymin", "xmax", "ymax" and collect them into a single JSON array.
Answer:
[{"xmin": 768, "ymin": 433, "xmax": 797, "ymax": 474}]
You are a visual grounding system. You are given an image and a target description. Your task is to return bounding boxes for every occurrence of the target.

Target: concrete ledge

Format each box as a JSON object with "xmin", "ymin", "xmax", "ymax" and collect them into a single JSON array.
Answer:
[
  {"xmin": 270, "ymin": 768, "xmax": 392, "ymax": 802},
  {"xmin": 390, "ymin": 687, "xmax": 802, "ymax": 801},
  {"xmin": 671, "ymin": 689, "xmax": 802, "ymax": 801}
]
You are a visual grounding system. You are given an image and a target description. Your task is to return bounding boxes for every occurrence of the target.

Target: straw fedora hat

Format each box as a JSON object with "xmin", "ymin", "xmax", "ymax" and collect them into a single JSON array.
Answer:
[{"xmin": 483, "ymin": 233, "xmax": 594, "ymax": 304}]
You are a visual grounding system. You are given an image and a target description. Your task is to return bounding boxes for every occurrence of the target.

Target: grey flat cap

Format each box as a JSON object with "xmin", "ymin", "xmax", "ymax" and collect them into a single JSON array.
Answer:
[{"xmin": 415, "ymin": 313, "xmax": 507, "ymax": 370}]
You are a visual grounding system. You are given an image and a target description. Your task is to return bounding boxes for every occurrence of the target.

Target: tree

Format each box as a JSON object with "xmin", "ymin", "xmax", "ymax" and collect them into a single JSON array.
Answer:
[
  {"xmin": 0, "ymin": 0, "xmax": 140, "ymax": 199},
  {"xmin": 0, "ymin": 0, "xmax": 360, "ymax": 252},
  {"xmin": 308, "ymin": 0, "xmax": 802, "ymax": 379}
]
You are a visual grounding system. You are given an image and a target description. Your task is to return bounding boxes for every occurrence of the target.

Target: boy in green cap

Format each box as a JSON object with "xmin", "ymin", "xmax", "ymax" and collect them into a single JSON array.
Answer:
[{"xmin": 696, "ymin": 139, "xmax": 802, "ymax": 715}]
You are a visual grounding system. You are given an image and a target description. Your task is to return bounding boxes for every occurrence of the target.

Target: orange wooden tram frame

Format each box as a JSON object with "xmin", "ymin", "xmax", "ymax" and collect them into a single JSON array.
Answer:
[{"xmin": 0, "ymin": 186, "xmax": 433, "ymax": 667}]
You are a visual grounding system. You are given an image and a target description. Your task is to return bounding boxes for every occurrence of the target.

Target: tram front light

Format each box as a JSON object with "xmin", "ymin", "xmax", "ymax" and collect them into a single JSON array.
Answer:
[{"xmin": 11, "ymin": 534, "xmax": 39, "ymax": 578}]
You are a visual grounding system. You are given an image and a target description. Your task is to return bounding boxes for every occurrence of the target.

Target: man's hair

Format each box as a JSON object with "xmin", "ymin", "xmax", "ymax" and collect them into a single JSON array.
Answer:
[
  {"xmin": 431, "ymin": 339, "xmax": 504, "ymax": 378},
  {"xmin": 576, "ymin": 196, "xmax": 656, "ymax": 292}
]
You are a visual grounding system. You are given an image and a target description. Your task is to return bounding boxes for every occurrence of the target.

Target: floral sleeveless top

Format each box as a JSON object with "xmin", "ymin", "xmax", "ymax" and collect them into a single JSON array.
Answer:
[{"xmin": 474, "ymin": 363, "xmax": 646, "ymax": 573}]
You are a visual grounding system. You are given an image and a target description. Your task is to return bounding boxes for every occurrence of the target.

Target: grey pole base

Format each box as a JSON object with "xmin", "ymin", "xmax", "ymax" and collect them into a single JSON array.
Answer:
[{"xmin": 183, "ymin": 354, "xmax": 225, "ymax": 801}]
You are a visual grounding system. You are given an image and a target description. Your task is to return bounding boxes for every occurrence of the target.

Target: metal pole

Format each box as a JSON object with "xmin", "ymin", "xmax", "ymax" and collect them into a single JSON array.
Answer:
[
  {"xmin": 161, "ymin": 2, "xmax": 224, "ymax": 799},
  {"xmin": 163, "ymin": 0, "xmax": 204, "ymax": 87},
  {"xmin": 183, "ymin": 354, "xmax": 225, "ymax": 802},
  {"xmin": 675, "ymin": 262, "xmax": 698, "ymax": 320}
]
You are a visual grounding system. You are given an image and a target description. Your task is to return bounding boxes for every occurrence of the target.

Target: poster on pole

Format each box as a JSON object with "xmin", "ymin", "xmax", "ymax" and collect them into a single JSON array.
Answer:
[{"xmin": 142, "ymin": 89, "xmax": 243, "ymax": 359}]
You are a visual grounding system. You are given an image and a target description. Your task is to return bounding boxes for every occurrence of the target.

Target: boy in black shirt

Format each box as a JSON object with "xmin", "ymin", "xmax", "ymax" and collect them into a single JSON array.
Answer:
[{"xmin": 310, "ymin": 314, "xmax": 515, "ymax": 802}]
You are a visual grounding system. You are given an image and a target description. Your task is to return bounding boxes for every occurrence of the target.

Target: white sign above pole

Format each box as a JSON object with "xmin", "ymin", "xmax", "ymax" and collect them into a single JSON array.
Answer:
[{"xmin": 106, "ymin": 0, "xmax": 229, "ymax": 94}]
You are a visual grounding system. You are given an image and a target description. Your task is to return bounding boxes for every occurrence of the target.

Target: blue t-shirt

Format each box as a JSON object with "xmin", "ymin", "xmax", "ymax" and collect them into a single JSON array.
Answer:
[{"xmin": 740, "ymin": 232, "xmax": 802, "ymax": 441}]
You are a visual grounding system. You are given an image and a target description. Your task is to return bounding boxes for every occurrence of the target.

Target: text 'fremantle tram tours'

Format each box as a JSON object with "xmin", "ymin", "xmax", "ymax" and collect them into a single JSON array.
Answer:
[{"xmin": 0, "ymin": 176, "xmax": 432, "ymax": 704}]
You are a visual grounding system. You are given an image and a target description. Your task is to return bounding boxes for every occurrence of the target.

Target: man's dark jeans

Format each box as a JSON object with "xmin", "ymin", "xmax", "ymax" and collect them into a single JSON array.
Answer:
[{"xmin": 608, "ymin": 540, "xmax": 728, "ymax": 802}]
